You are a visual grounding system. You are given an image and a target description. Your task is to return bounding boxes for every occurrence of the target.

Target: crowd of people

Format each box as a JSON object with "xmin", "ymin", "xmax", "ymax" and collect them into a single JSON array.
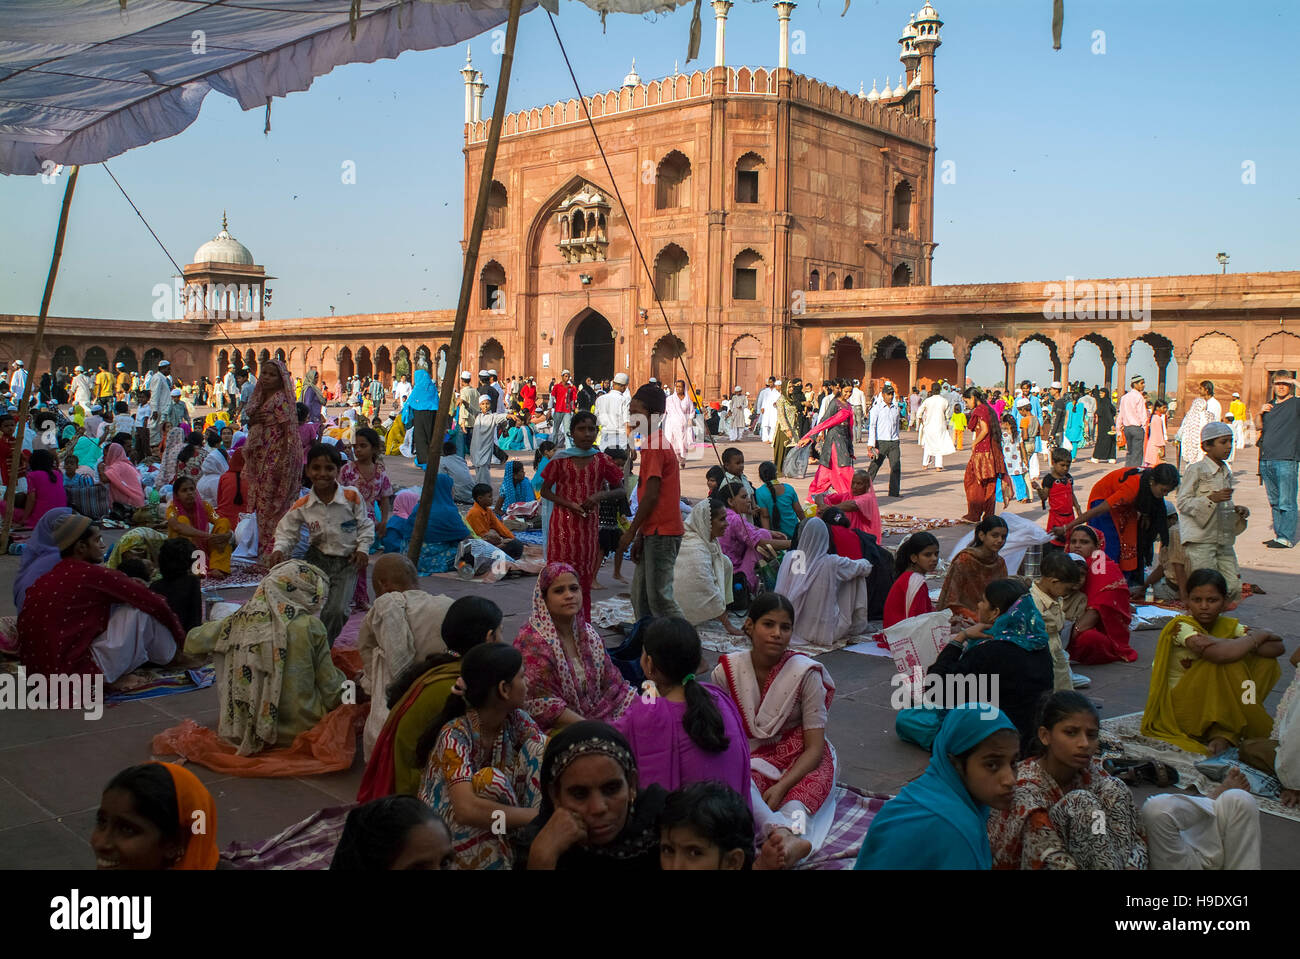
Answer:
[{"xmin": 2, "ymin": 351, "xmax": 1299, "ymax": 872}]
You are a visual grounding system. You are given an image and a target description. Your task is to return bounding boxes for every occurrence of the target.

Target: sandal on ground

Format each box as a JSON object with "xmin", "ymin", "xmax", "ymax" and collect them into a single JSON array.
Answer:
[{"xmin": 1105, "ymin": 758, "xmax": 1179, "ymax": 787}]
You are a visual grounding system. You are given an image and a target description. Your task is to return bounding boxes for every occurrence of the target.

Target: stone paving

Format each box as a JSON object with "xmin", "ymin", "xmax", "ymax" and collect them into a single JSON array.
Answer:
[{"xmin": 2, "ymin": 424, "xmax": 1297, "ymax": 868}]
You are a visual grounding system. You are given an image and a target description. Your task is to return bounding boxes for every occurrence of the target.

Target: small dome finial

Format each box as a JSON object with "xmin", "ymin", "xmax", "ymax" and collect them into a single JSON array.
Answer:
[
  {"xmin": 622, "ymin": 58, "xmax": 642, "ymax": 88},
  {"xmin": 222, "ymin": 209, "xmax": 228, "ymax": 232}
]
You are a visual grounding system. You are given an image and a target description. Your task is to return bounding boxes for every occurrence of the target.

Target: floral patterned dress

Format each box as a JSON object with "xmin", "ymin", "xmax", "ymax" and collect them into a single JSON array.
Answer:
[
  {"xmin": 339, "ymin": 459, "xmax": 394, "ymax": 607},
  {"xmin": 987, "ymin": 756, "xmax": 1148, "ymax": 870},
  {"xmin": 418, "ymin": 708, "xmax": 546, "ymax": 870},
  {"xmin": 514, "ymin": 563, "xmax": 635, "ymax": 732}
]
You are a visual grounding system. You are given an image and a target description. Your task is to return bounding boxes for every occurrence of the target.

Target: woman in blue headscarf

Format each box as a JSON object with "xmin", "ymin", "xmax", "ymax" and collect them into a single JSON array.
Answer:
[
  {"xmin": 380, "ymin": 473, "xmax": 469, "ymax": 575},
  {"xmin": 402, "ymin": 369, "xmax": 439, "ymax": 468},
  {"xmin": 856, "ymin": 702, "xmax": 1019, "ymax": 869}
]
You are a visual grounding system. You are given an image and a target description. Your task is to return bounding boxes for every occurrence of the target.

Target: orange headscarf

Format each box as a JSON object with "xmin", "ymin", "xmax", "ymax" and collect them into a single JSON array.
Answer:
[{"xmin": 157, "ymin": 762, "xmax": 219, "ymax": 869}]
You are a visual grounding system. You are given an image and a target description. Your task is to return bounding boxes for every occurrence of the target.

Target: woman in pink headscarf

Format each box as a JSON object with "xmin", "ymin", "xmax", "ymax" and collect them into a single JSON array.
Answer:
[
  {"xmin": 513, "ymin": 562, "xmax": 635, "ymax": 733},
  {"xmin": 243, "ymin": 359, "xmax": 302, "ymax": 561},
  {"xmin": 99, "ymin": 442, "xmax": 145, "ymax": 510}
]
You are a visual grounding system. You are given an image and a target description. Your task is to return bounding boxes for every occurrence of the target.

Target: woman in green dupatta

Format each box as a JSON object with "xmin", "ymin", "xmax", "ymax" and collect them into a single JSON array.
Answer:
[
  {"xmin": 105, "ymin": 527, "xmax": 166, "ymax": 582},
  {"xmin": 772, "ymin": 378, "xmax": 803, "ymax": 472}
]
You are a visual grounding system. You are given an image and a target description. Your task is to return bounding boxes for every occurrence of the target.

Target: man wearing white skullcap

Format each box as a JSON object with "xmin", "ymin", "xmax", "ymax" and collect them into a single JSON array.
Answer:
[
  {"xmin": 1176, "ymin": 419, "xmax": 1247, "ymax": 601},
  {"xmin": 595, "ymin": 372, "xmax": 631, "ymax": 450}
]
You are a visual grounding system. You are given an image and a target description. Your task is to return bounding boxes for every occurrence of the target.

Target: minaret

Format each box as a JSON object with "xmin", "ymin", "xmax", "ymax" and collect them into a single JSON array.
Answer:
[
  {"xmin": 774, "ymin": 2, "xmax": 796, "ymax": 70},
  {"xmin": 899, "ymin": 14, "xmax": 920, "ymax": 86},
  {"xmin": 472, "ymin": 71, "xmax": 488, "ymax": 121},
  {"xmin": 912, "ymin": 1, "xmax": 942, "ymax": 121},
  {"xmin": 460, "ymin": 47, "xmax": 476, "ymax": 124},
  {"xmin": 712, "ymin": 1, "xmax": 733, "ymax": 67}
]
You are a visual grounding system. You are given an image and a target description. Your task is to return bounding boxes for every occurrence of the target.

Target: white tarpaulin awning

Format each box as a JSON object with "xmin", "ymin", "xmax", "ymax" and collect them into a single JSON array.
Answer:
[{"xmin": 0, "ymin": 0, "xmax": 691, "ymax": 176}]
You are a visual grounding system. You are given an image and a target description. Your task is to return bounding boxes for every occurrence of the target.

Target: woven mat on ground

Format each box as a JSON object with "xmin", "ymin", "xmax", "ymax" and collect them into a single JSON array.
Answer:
[
  {"xmin": 221, "ymin": 804, "xmax": 354, "ymax": 870},
  {"xmin": 1099, "ymin": 712, "xmax": 1300, "ymax": 824},
  {"xmin": 878, "ymin": 513, "xmax": 965, "ymax": 538},
  {"xmin": 150, "ymin": 703, "xmax": 367, "ymax": 778},
  {"xmin": 0, "ymin": 615, "xmax": 16, "ymax": 655},
  {"xmin": 105, "ymin": 664, "xmax": 215, "ymax": 704},
  {"xmin": 799, "ymin": 784, "xmax": 890, "ymax": 870},
  {"xmin": 202, "ymin": 563, "xmax": 269, "ymax": 589}
]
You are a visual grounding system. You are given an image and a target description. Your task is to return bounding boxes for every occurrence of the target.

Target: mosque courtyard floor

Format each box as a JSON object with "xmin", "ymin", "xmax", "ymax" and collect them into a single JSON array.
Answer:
[{"xmin": 2, "ymin": 425, "xmax": 1297, "ymax": 868}]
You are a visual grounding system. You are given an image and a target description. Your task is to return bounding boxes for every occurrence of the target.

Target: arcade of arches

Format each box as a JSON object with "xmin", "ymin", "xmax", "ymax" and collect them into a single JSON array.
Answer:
[{"xmin": 4, "ymin": 271, "xmax": 1299, "ymax": 422}]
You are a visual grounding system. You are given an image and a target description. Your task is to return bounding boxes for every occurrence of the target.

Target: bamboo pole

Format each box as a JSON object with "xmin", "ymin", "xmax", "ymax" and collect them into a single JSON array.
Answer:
[
  {"xmin": 407, "ymin": 0, "xmax": 523, "ymax": 562},
  {"xmin": 1, "ymin": 165, "xmax": 79, "ymax": 554}
]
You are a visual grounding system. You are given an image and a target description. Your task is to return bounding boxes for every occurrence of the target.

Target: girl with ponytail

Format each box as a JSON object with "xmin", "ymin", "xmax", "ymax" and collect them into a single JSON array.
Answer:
[
  {"xmin": 417, "ymin": 643, "xmax": 547, "ymax": 870},
  {"xmin": 754, "ymin": 460, "xmax": 802, "ymax": 539},
  {"xmin": 613, "ymin": 618, "xmax": 753, "ymax": 807}
]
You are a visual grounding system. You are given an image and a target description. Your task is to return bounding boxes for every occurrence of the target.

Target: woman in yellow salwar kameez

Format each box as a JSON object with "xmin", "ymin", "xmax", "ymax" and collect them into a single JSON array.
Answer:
[
  {"xmin": 385, "ymin": 412, "xmax": 406, "ymax": 456},
  {"xmin": 166, "ymin": 475, "xmax": 233, "ymax": 578},
  {"xmin": 1142, "ymin": 569, "xmax": 1284, "ymax": 755}
]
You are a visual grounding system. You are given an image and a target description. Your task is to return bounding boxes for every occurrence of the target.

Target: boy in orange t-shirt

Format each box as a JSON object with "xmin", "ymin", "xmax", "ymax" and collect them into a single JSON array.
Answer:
[
  {"xmin": 620, "ymin": 384, "xmax": 685, "ymax": 620},
  {"xmin": 466, "ymin": 483, "xmax": 524, "ymax": 559}
]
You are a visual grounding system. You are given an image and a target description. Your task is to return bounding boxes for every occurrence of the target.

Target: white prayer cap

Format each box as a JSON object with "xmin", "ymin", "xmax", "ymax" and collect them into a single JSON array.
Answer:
[
  {"xmin": 488, "ymin": 369, "xmax": 498, "ymax": 376},
  {"xmin": 1201, "ymin": 421, "xmax": 1232, "ymax": 443},
  {"xmin": 460, "ymin": 371, "xmax": 471, "ymax": 380},
  {"xmin": 170, "ymin": 387, "xmax": 182, "ymax": 397},
  {"xmin": 477, "ymin": 369, "xmax": 488, "ymax": 377},
  {"xmin": 1232, "ymin": 392, "xmax": 1239, "ymax": 397},
  {"xmin": 733, "ymin": 386, "xmax": 742, "ymax": 392},
  {"xmin": 613, "ymin": 373, "xmax": 629, "ymax": 385},
  {"xmin": 115, "ymin": 362, "xmax": 124, "ymax": 368},
  {"xmin": 14, "ymin": 360, "xmax": 23, "ymax": 367},
  {"xmin": 158, "ymin": 359, "xmax": 171, "ymax": 366},
  {"xmin": 74, "ymin": 365, "xmax": 84, "ymax": 372},
  {"xmin": 1016, "ymin": 397, "xmax": 1030, "ymax": 407},
  {"xmin": 1050, "ymin": 381, "xmax": 1061, "ymax": 389},
  {"xmin": 562, "ymin": 369, "xmax": 571, "ymax": 375}
]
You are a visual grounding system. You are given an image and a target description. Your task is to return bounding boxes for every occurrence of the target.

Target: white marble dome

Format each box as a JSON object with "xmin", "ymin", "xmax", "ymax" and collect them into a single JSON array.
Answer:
[{"xmin": 193, "ymin": 214, "xmax": 253, "ymax": 265}]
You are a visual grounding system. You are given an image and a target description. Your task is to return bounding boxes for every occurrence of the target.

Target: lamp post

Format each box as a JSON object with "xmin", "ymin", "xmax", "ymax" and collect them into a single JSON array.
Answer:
[{"xmin": 1216, "ymin": 252, "xmax": 1230, "ymax": 274}]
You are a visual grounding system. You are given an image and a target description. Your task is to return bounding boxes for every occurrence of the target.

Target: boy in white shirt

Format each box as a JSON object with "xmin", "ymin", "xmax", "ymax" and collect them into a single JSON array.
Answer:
[
  {"xmin": 270, "ymin": 442, "xmax": 375, "ymax": 643},
  {"xmin": 1177, "ymin": 421, "xmax": 1248, "ymax": 602}
]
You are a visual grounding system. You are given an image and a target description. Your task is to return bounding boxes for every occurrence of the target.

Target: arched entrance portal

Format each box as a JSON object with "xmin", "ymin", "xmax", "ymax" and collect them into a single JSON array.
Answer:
[
  {"xmin": 828, "ymin": 337, "xmax": 865, "ymax": 382},
  {"xmin": 651, "ymin": 334, "xmax": 685, "ymax": 384},
  {"xmin": 570, "ymin": 311, "xmax": 615, "ymax": 385}
]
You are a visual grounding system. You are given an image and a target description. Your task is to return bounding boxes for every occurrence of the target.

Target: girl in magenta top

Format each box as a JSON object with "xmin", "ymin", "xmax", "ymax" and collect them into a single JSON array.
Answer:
[
  {"xmin": 716, "ymin": 482, "xmax": 790, "ymax": 591},
  {"xmin": 615, "ymin": 618, "xmax": 753, "ymax": 809},
  {"xmin": 11, "ymin": 450, "xmax": 66, "ymax": 528}
]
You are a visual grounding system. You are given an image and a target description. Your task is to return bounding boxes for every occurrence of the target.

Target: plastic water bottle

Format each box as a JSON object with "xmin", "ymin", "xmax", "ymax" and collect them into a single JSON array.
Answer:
[{"xmin": 1144, "ymin": 587, "xmax": 1154, "ymax": 604}]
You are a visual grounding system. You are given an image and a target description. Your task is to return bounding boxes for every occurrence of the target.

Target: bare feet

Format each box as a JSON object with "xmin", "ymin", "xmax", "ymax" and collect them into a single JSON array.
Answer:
[
  {"xmin": 591, "ymin": 580, "xmax": 605, "ymax": 590},
  {"xmin": 1206, "ymin": 736, "xmax": 1234, "ymax": 756},
  {"xmin": 613, "ymin": 572, "xmax": 627, "ymax": 583}
]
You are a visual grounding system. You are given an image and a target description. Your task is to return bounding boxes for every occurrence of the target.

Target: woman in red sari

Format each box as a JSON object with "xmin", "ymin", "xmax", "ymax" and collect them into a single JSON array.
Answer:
[
  {"xmin": 243, "ymin": 358, "xmax": 302, "ymax": 562},
  {"xmin": 1066, "ymin": 525, "xmax": 1137, "ymax": 664},
  {"xmin": 798, "ymin": 380, "xmax": 855, "ymax": 499},
  {"xmin": 538, "ymin": 411, "xmax": 625, "ymax": 618},
  {"xmin": 520, "ymin": 378, "xmax": 537, "ymax": 417},
  {"xmin": 960, "ymin": 387, "xmax": 1009, "ymax": 523},
  {"xmin": 1052, "ymin": 463, "xmax": 1178, "ymax": 586}
]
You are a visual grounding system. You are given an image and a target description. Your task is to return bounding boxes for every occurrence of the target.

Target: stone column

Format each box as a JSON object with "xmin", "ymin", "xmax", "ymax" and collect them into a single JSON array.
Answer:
[
  {"xmin": 774, "ymin": 2, "xmax": 796, "ymax": 70},
  {"xmin": 712, "ymin": 1, "xmax": 732, "ymax": 68},
  {"xmin": 908, "ymin": 354, "xmax": 919, "ymax": 395},
  {"xmin": 460, "ymin": 49, "xmax": 476, "ymax": 124},
  {"xmin": 471, "ymin": 73, "xmax": 488, "ymax": 122},
  {"xmin": 1154, "ymin": 344, "xmax": 1172, "ymax": 399}
]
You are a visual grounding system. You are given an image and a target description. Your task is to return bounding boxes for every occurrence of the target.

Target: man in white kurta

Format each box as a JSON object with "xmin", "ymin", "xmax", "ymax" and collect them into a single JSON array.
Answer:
[
  {"xmin": 70, "ymin": 366, "xmax": 95, "ymax": 408},
  {"xmin": 595, "ymin": 373, "xmax": 631, "ymax": 450},
  {"xmin": 917, "ymin": 385, "xmax": 956, "ymax": 469},
  {"xmin": 726, "ymin": 388, "xmax": 749, "ymax": 441},
  {"xmin": 663, "ymin": 381, "xmax": 695, "ymax": 464},
  {"xmin": 759, "ymin": 379, "xmax": 781, "ymax": 443}
]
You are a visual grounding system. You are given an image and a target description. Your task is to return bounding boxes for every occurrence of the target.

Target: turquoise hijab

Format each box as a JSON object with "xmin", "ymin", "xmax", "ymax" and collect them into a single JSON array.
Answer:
[
  {"xmin": 967, "ymin": 594, "xmax": 1049, "ymax": 655},
  {"xmin": 405, "ymin": 369, "xmax": 439, "ymax": 412},
  {"xmin": 855, "ymin": 703, "xmax": 1017, "ymax": 870}
]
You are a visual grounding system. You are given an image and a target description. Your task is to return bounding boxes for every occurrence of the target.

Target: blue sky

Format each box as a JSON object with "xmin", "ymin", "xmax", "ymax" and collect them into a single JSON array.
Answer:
[{"xmin": 2, "ymin": 0, "xmax": 1297, "ymax": 387}]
